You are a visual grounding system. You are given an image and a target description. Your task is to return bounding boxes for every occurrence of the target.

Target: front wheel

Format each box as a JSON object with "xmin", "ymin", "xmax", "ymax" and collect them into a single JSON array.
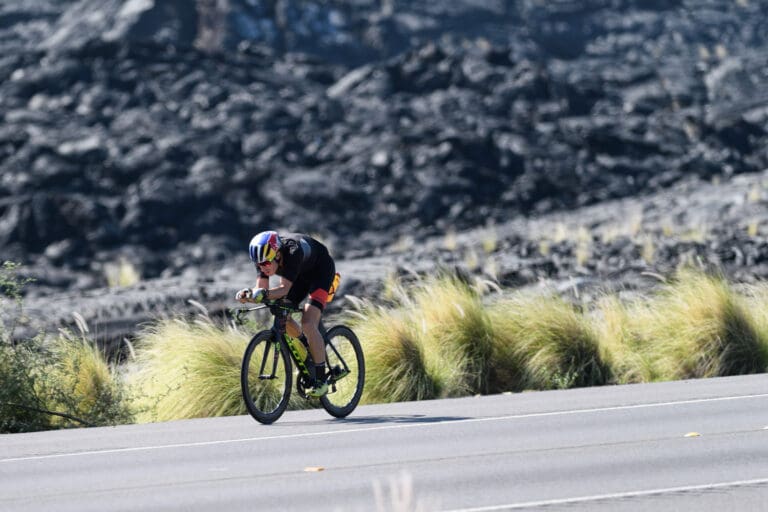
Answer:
[
  {"xmin": 241, "ymin": 330, "xmax": 292, "ymax": 424},
  {"xmin": 320, "ymin": 325, "xmax": 365, "ymax": 418}
]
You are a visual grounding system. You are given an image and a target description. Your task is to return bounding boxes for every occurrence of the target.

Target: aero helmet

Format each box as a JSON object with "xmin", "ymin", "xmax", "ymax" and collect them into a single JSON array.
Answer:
[{"xmin": 249, "ymin": 231, "xmax": 282, "ymax": 264}]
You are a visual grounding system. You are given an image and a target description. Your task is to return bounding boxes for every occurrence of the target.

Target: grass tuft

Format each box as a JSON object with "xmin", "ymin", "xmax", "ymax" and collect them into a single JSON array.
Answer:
[
  {"xmin": 352, "ymin": 273, "xmax": 498, "ymax": 401},
  {"xmin": 1, "ymin": 334, "xmax": 132, "ymax": 431},
  {"xmin": 356, "ymin": 306, "xmax": 437, "ymax": 403},
  {"xmin": 128, "ymin": 316, "xmax": 254, "ymax": 422},
  {"xmin": 490, "ymin": 293, "xmax": 609, "ymax": 390},
  {"xmin": 639, "ymin": 270, "xmax": 766, "ymax": 379},
  {"xmin": 45, "ymin": 333, "xmax": 133, "ymax": 427},
  {"xmin": 591, "ymin": 296, "xmax": 656, "ymax": 384},
  {"xmin": 104, "ymin": 258, "xmax": 141, "ymax": 288},
  {"xmin": 412, "ymin": 274, "xmax": 494, "ymax": 395}
]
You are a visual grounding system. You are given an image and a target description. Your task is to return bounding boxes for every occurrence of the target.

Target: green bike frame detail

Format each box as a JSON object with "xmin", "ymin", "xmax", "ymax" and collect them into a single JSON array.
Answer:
[{"xmin": 283, "ymin": 335, "xmax": 310, "ymax": 376}]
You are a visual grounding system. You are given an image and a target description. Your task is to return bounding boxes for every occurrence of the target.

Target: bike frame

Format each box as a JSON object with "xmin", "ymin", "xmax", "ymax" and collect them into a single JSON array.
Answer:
[
  {"xmin": 239, "ymin": 300, "xmax": 334, "ymax": 380},
  {"xmin": 270, "ymin": 304, "xmax": 311, "ymax": 377},
  {"xmin": 238, "ymin": 297, "xmax": 364, "ymax": 423}
]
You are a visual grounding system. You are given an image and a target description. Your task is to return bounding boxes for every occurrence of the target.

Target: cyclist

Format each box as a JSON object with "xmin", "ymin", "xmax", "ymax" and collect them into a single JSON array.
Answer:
[{"xmin": 235, "ymin": 230, "xmax": 336, "ymax": 397}]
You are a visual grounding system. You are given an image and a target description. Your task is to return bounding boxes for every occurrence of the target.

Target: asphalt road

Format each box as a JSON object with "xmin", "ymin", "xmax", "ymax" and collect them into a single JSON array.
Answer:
[{"xmin": 2, "ymin": 374, "xmax": 768, "ymax": 512}]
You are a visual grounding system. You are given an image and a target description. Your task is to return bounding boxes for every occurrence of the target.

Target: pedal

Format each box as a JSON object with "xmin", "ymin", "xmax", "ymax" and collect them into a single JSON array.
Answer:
[
  {"xmin": 259, "ymin": 375, "xmax": 275, "ymax": 380},
  {"xmin": 331, "ymin": 365, "xmax": 349, "ymax": 379}
]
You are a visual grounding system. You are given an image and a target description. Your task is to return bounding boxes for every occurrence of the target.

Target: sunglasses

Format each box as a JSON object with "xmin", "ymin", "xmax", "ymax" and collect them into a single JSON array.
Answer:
[{"xmin": 257, "ymin": 260, "xmax": 274, "ymax": 268}]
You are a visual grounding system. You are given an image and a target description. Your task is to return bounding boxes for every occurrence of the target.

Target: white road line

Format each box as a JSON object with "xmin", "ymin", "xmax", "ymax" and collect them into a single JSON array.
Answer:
[
  {"xmin": 442, "ymin": 477, "xmax": 768, "ymax": 511},
  {"xmin": 2, "ymin": 392, "xmax": 768, "ymax": 464}
]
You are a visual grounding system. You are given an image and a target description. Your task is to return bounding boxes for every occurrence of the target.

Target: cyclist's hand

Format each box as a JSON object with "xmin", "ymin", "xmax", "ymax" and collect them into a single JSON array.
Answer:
[
  {"xmin": 251, "ymin": 288, "xmax": 267, "ymax": 303},
  {"xmin": 235, "ymin": 288, "xmax": 253, "ymax": 302}
]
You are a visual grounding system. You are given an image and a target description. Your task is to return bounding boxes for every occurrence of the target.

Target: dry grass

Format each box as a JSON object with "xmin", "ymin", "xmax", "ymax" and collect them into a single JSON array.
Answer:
[
  {"xmin": 741, "ymin": 282, "xmax": 768, "ymax": 360},
  {"xmin": 490, "ymin": 293, "xmax": 609, "ymax": 390},
  {"xmin": 412, "ymin": 274, "xmax": 494, "ymax": 395},
  {"xmin": 45, "ymin": 334, "xmax": 131, "ymax": 426},
  {"xmin": 353, "ymin": 269, "xmax": 768, "ymax": 398},
  {"xmin": 351, "ymin": 273, "xmax": 495, "ymax": 401},
  {"xmin": 127, "ymin": 316, "xmax": 253, "ymax": 422},
  {"xmin": 591, "ymin": 270, "xmax": 768, "ymax": 383},
  {"xmin": 104, "ymin": 258, "xmax": 141, "ymax": 288},
  {"xmin": 354, "ymin": 306, "xmax": 437, "ymax": 403},
  {"xmin": 632, "ymin": 270, "xmax": 767, "ymax": 379},
  {"xmin": 591, "ymin": 296, "xmax": 657, "ymax": 384}
]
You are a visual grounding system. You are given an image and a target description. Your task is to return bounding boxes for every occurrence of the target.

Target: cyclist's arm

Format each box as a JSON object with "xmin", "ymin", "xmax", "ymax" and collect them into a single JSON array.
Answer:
[{"xmin": 264, "ymin": 276, "xmax": 293, "ymax": 300}]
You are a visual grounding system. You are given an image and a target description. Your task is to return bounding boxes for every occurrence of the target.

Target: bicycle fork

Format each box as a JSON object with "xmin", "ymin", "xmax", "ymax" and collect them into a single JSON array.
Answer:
[{"xmin": 258, "ymin": 338, "xmax": 282, "ymax": 380}]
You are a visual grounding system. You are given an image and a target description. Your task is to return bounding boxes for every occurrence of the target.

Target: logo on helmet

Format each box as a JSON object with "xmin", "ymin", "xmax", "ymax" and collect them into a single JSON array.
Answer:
[
  {"xmin": 266, "ymin": 233, "xmax": 280, "ymax": 252},
  {"xmin": 249, "ymin": 230, "xmax": 282, "ymax": 263}
]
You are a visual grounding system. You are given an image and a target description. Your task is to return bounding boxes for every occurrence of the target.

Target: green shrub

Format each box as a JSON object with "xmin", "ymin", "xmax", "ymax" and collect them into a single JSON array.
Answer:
[
  {"xmin": 490, "ymin": 293, "xmax": 610, "ymax": 390},
  {"xmin": 591, "ymin": 296, "xmax": 657, "ymax": 384},
  {"xmin": 0, "ymin": 333, "xmax": 132, "ymax": 433},
  {"xmin": 7, "ymin": 258, "xmax": 768, "ymax": 430},
  {"xmin": 1, "ymin": 261, "xmax": 32, "ymax": 344},
  {"xmin": 639, "ymin": 270, "xmax": 767, "ymax": 379},
  {"xmin": 128, "ymin": 317, "xmax": 248, "ymax": 422},
  {"xmin": 0, "ymin": 341, "xmax": 50, "ymax": 432},
  {"xmin": 412, "ymin": 274, "xmax": 494, "ymax": 395},
  {"xmin": 354, "ymin": 305, "xmax": 438, "ymax": 403},
  {"xmin": 351, "ymin": 273, "xmax": 497, "ymax": 402},
  {"xmin": 2, "ymin": 262, "xmax": 131, "ymax": 432},
  {"xmin": 104, "ymin": 258, "xmax": 141, "ymax": 288},
  {"xmin": 44, "ymin": 333, "xmax": 133, "ymax": 427},
  {"xmin": 485, "ymin": 303, "xmax": 527, "ymax": 393},
  {"xmin": 740, "ymin": 281, "xmax": 768, "ymax": 364}
]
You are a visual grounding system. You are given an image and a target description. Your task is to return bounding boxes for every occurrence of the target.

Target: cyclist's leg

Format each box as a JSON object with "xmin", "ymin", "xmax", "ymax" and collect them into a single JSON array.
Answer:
[
  {"xmin": 302, "ymin": 302, "xmax": 325, "ymax": 364},
  {"xmin": 285, "ymin": 278, "xmax": 310, "ymax": 338},
  {"xmin": 301, "ymin": 255, "xmax": 336, "ymax": 387},
  {"xmin": 302, "ymin": 303, "xmax": 328, "ymax": 397}
]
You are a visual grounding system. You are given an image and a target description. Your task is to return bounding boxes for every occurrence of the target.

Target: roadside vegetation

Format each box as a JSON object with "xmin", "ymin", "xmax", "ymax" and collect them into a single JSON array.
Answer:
[
  {"xmin": 3, "ymin": 260, "xmax": 768, "ymax": 432},
  {"xmin": 1, "ymin": 262, "xmax": 131, "ymax": 432},
  {"xmin": 127, "ymin": 315, "xmax": 253, "ymax": 423}
]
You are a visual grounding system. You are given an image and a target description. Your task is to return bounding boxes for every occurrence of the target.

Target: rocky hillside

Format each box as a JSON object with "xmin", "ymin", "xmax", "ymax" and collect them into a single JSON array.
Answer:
[{"xmin": 1, "ymin": 0, "xmax": 767, "ymax": 344}]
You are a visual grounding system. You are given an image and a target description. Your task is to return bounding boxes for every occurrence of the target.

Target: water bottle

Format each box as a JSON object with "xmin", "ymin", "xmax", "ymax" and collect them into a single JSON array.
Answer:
[
  {"xmin": 286, "ymin": 334, "xmax": 308, "ymax": 363},
  {"xmin": 298, "ymin": 334, "xmax": 312, "ymax": 365}
]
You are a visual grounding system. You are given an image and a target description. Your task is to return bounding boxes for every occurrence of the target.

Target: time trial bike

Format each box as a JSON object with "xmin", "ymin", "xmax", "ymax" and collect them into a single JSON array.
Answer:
[{"xmin": 236, "ymin": 299, "xmax": 365, "ymax": 424}]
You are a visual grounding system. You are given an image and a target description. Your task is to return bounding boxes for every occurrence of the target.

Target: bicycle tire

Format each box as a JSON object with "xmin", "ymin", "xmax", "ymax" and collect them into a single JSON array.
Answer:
[
  {"xmin": 241, "ymin": 330, "xmax": 293, "ymax": 424},
  {"xmin": 320, "ymin": 325, "xmax": 365, "ymax": 418}
]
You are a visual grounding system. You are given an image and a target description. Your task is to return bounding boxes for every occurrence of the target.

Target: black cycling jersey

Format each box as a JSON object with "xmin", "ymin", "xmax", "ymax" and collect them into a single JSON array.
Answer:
[
  {"xmin": 257, "ymin": 233, "xmax": 335, "ymax": 310},
  {"xmin": 256, "ymin": 233, "xmax": 326, "ymax": 283}
]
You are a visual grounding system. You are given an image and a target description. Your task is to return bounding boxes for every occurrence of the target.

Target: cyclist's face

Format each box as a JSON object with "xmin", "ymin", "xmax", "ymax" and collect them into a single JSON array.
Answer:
[{"xmin": 258, "ymin": 259, "xmax": 277, "ymax": 276}]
